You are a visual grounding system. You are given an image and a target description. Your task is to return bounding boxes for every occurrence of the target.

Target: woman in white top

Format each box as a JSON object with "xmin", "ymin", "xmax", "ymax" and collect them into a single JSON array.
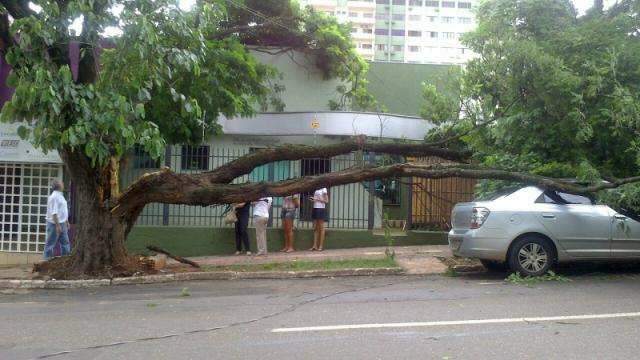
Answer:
[
  {"xmin": 252, "ymin": 197, "xmax": 272, "ymax": 256},
  {"xmin": 309, "ymin": 188, "xmax": 328, "ymax": 251}
]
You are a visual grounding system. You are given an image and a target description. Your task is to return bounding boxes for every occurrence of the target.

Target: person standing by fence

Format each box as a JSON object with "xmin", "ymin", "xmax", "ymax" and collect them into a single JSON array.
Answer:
[
  {"xmin": 309, "ymin": 188, "xmax": 329, "ymax": 251},
  {"xmin": 253, "ymin": 197, "xmax": 272, "ymax": 256},
  {"xmin": 233, "ymin": 202, "xmax": 251, "ymax": 255},
  {"xmin": 280, "ymin": 194, "xmax": 300, "ymax": 253},
  {"xmin": 44, "ymin": 180, "xmax": 71, "ymax": 260}
]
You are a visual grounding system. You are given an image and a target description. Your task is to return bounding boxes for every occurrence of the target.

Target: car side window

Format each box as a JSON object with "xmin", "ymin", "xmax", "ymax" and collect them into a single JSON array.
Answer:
[
  {"xmin": 535, "ymin": 191, "xmax": 594, "ymax": 205},
  {"xmin": 557, "ymin": 192, "xmax": 593, "ymax": 205},
  {"xmin": 535, "ymin": 193, "xmax": 560, "ymax": 204}
]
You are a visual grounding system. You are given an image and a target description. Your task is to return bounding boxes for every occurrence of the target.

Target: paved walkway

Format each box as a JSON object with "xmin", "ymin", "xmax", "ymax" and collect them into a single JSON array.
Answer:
[{"xmin": 0, "ymin": 245, "xmax": 452, "ymax": 280}]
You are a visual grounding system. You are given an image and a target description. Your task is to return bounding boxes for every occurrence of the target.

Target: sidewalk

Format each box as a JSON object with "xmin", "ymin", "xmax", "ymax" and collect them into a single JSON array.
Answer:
[
  {"xmin": 183, "ymin": 245, "xmax": 452, "ymax": 275},
  {"xmin": 0, "ymin": 245, "xmax": 452, "ymax": 281}
]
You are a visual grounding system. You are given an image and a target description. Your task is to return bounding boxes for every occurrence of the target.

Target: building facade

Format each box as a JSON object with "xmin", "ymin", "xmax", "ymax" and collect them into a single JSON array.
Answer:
[
  {"xmin": 0, "ymin": 47, "xmax": 473, "ymax": 262},
  {"xmin": 301, "ymin": 0, "xmax": 476, "ymax": 65},
  {"xmin": 1, "ymin": 123, "xmax": 64, "ymax": 264}
]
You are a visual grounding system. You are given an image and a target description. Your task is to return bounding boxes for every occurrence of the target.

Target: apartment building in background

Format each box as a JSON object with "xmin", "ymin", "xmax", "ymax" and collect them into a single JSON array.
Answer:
[{"xmin": 301, "ymin": 0, "xmax": 476, "ymax": 65}]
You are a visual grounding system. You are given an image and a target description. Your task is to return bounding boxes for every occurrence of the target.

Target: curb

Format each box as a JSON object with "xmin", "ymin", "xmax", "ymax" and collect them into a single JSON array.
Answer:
[{"xmin": 0, "ymin": 267, "xmax": 404, "ymax": 289}]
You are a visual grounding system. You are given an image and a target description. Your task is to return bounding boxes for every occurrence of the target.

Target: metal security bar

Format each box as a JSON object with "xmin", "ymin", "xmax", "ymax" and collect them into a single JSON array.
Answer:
[{"xmin": 121, "ymin": 145, "xmax": 375, "ymax": 229}]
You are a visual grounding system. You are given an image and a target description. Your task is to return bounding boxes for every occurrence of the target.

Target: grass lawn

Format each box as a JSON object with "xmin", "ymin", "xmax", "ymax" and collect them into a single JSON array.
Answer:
[{"xmin": 202, "ymin": 257, "xmax": 398, "ymax": 272}]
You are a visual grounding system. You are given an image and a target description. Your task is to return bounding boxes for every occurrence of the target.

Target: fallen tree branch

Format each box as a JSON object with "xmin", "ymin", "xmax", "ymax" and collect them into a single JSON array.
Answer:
[
  {"xmin": 192, "ymin": 137, "xmax": 470, "ymax": 184},
  {"xmin": 147, "ymin": 245, "xmax": 200, "ymax": 268},
  {"xmin": 112, "ymin": 138, "xmax": 471, "ymax": 216},
  {"xmin": 112, "ymin": 162, "xmax": 640, "ymax": 219}
]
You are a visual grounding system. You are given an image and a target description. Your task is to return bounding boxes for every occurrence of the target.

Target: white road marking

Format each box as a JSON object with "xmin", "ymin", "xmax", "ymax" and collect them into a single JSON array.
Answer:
[{"xmin": 271, "ymin": 312, "xmax": 640, "ymax": 333}]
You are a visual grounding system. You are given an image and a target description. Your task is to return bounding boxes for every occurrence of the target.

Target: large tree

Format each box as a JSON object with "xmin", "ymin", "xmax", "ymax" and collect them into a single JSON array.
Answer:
[
  {"xmin": 0, "ymin": 0, "xmax": 367, "ymax": 276},
  {"xmin": 2, "ymin": 0, "xmax": 639, "ymax": 278},
  {"xmin": 423, "ymin": 0, "xmax": 640, "ymax": 205}
]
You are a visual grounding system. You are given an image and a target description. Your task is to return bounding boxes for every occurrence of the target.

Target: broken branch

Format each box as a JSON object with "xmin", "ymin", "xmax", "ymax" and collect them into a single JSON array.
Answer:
[{"xmin": 147, "ymin": 245, "xmax": 200, "ymax": 268}]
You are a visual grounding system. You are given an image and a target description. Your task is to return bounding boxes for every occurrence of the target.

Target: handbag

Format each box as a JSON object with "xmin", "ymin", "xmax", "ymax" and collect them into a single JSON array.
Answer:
[{"xmin": 224, "ymin": 206, "xmax": 238, "ymax": 224}]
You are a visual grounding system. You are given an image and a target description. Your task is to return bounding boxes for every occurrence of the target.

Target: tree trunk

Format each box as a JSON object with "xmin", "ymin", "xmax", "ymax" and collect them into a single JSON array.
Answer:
[
  {"xmin": 70, "ymin": 179, "xmax": 128, "ymax": 276},
  {"xmin": 60, "ymin": 148, "xmax": 129, "ymax": 276}
]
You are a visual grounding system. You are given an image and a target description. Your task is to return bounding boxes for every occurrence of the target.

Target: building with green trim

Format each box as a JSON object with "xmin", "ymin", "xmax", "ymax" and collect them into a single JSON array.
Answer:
[
  {"xmin": 0, "ymin": 49, "xmax": 457, "ymax": 264},
  {"xmin": 123, "ymin": 51, "xmax": 459, "ymax": 256}
]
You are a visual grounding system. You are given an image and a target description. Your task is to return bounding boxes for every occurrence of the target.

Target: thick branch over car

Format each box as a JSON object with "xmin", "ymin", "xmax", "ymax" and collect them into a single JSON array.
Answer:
[{"xmin": 112, "ymin": 145, "xmax": 640, "ymax": 222}]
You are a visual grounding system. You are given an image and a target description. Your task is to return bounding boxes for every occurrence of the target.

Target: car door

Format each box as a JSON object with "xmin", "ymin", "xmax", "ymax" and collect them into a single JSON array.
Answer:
[
  {"xmin": 610, "ymin": 210, "xmax": 640, "ymax": 258},
  {"xmin": 534, "ymin": 191, "xmax": 612, "ymax": 258}
]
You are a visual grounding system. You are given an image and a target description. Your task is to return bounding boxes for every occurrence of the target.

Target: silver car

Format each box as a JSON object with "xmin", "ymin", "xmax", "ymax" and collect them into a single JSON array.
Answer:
[{"xmin": 448, "ymin": 186, "xmax": 640, "ymax": 276}]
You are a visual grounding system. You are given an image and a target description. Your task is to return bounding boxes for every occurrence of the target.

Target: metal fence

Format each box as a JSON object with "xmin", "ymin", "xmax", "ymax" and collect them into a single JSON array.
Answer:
[{"xmin": 121, "ymin": 145, "xmax": 378, "ymax": 229}]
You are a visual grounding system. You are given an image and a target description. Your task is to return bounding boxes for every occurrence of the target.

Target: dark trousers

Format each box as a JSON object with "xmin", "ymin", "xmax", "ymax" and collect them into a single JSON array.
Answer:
[{"xmin": 235, "ymin": 215, "xmax": 250, "ymax": 252}]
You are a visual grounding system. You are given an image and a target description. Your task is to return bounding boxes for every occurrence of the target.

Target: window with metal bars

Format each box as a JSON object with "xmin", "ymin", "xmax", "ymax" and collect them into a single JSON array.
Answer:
[
  {"xmin": 299, "ymin": 158, "xmax": 331, "ymax": 221},
  {"xmin": 180, "ymin": 145, "xmax": 210, "ymax": 170},
  {"xmin": 133, "ymin": 145, "xmax": 160, "ymax": 169}
]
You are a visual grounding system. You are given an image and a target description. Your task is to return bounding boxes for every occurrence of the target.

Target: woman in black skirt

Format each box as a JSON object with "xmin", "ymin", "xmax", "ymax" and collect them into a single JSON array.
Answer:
[
  {"xmin": 309, "ymin": 187, "xmax": 328, "ymax": 251},
  {"xmin": 234, "ymin": 202, "xmax": 251, "ymax": 255}
]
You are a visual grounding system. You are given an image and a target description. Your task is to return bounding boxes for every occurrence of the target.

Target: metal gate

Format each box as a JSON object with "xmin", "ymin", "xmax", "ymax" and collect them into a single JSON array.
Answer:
[{"xmin": 0, "ymin": 162, "xmax": 63, "ymax": 252}]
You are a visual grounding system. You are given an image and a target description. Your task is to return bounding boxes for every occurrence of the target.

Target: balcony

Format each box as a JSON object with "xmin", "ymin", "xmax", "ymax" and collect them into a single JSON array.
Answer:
[
  {"xmin": 357, "ymin": 47, "xmax": 375, "ymax": 57},
  {"xmin": 352, "ymin": 31, "xmax": 375, "ymax": 40},
  {"xmin": 347, "ymin": 1, "xmax": 376, "ymax": 10},
  {"xmin": 305, "ymin": 0, "xmax": 339, "ymax": 7},
  {"xmin": 350, "ymin": 16, "xmax": 376, "ymax": 24}
]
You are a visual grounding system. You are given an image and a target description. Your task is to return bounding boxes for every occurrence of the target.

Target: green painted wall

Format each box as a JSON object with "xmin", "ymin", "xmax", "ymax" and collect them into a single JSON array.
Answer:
[
  {"xmin": 366, "ymin": 62, "xmax": 458, "ymax": 117},
  {"xmin": 250, "ymin": 50, "xmax": 343, "ymax": 112},
  {"xmin": 127, "ymin": 226, "xmax": 447, "ymax": 257}
]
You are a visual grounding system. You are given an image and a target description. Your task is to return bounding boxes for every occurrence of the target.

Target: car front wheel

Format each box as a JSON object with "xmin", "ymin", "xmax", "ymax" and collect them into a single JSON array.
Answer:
[{"xmin": 508, "ymin": 236, "xmax": 556, "ymax": 277}]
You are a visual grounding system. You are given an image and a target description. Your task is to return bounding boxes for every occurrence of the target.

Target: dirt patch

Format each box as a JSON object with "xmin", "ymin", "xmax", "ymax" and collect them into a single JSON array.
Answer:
[
  {"xmin": 32, "ymin": 255, "xmax": 159, "ymax": 280},
  {"xmin": 395, "ymin": 256, "xmax": 448, "ymax": 275},
  {"xmin": 435, "ymin": 255, "xmax": 482, "ymax": 268}
]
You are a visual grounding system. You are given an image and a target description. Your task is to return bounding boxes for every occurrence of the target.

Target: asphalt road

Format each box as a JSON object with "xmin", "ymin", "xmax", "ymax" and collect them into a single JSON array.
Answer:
[{"xmin": 2, "ymin": 269, "xmax": 640, "ymax": 360}]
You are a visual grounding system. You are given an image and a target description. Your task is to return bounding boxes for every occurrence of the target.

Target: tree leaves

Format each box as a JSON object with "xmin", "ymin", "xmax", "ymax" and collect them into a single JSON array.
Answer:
[
  {"xmin": 421, "ymin": 0, "xmax": 640, "ymax": 205},
  {"xmin": 0, "ymin": 0, "xmax": 373, "ymax": 170}
]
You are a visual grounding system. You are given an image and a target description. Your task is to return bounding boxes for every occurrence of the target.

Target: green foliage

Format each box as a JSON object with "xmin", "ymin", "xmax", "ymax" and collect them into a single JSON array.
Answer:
[
  {"xmin": 0, "ymin": 0, "xmax": 370, "ymax": 168},
  {"xmin": 180, "ymin": 287, "xmax": 191, "ymax": 297},
  {"xmin": 419, "ymin": 67, "xmax": 462, "ymax": 125},
  {"xmin": 202, "ymin": 258, "xmax": 398, "ymax": 272},
  {"xmin": 420, "ymin": 84, "xmax": 458, "ymax": 125},
  {"xmin": 443, "ymin": 267, "xmax": 459, "ymax": 277},
  {"xmin": 383, "ymin": 212, "xmax": 395, "ymax": 260},
  {"xmin": 597, "ymin": 184, "xmax": 640, "ymax": 215},
  {"xmin": 506, "ymin": 270, "xmax": 571, "ymax": 286},
  {"xmin": 420, "ymin": 0, "xmax": 640, "ymax": 208}
]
